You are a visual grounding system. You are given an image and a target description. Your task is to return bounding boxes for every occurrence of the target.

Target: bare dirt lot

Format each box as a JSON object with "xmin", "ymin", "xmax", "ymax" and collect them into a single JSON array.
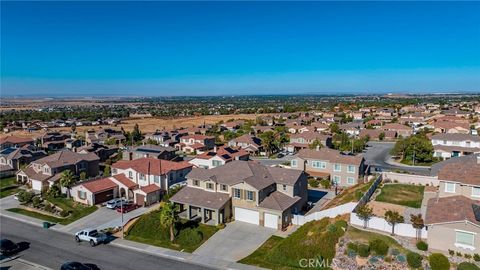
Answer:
[{"xmin": 1, "ymin": 114, "xmax": 263, "ymax": 139}]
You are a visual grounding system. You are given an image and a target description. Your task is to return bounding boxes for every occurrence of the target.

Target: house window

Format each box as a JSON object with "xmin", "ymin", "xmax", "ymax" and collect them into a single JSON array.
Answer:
[
  {"xmin": 283, "ymin": 184, "xmax": 287, "ymax": 191},
  {"xmin": 221, "ymin": 184, "xmax": 228, "ymax": 191},
  {"xmin": 347, "ymin": 177, "xmax": 355, "ymax": 185},
  {"xmin": 333, "ymin": 175, "xmax": 341, "ymax": 185},
  {"xmin": 139, "ymin": 174, "xmax": 145, "ymax": 180},
  {"xmin": 193, "ymin": 180, "xmax": 200, "ymax": 187},
  {"xmin": 347, "ymin": 165, "xmax": 355, "ymax": 173},
  {"xmin": 246, "ymin": 191, "xmax": 254, "ymax": 201},
  {"xmin": 128, "ymin": 171, "xmax": 133, "ymax": 179},
  {"xmin": 112, "ymin": 168, "xmax": 117, "ymax": 174},
  {"xmin": 154, "ymin": 176, "xmax": 160, "ymax": 184},
  {"xmin": 312, "ymin": 161, "xmax": 326, "ymax": 169},
  {"xmin": 212, "ymin": 160, "xmax": 222, "ymax": 167},
  {"xmin": 206, "ymin": 183, "xmax": 214, "ymax": 190},
  {"xmin": 291, "ymin": 160, "xmax": 297, "ymax": 167},
  {"xmin": 472, "ymin": 187, "xmax": 480, "ymax": 197},
  {"xmin": 78, "ymin": 190, "xmax": 86, "ymax": 200},
  {"xmin": 455, "ymin": 230, "xmax": 475, "ymax": 248},
  {"xmin": 233, "ymin": 188, "xmax": 241, "ymax": 199},
  {"xmin": 334, "ymin": 164, "xmax": 341, "ymax": 172},
  {"xmin": 444, "ymin": 182, "xmax": 456, "ymax": 193}
]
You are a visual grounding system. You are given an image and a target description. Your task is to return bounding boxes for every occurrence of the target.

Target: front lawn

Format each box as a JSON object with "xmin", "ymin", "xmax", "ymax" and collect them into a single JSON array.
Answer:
[
  {"xmin": 375, "ymin": 184, "xmax": 424, "ymax": 208},
  {"xmin": 7, "ymin": 196, "xmax": 97, "ymax": 225},
  {"xmin": 324, "ymin": 181, "xmax": 373, "ymax": 209},
  {"xmin": 125, "ymin": 210, "xmax": 219, "ymax": 253},
  {"xmin": 239, "ymin": 218, "xmax": 347, "ymax": 269},
  {"xmin": 0, "ymin": 177, "xmax": 20, "ymax": 198}
]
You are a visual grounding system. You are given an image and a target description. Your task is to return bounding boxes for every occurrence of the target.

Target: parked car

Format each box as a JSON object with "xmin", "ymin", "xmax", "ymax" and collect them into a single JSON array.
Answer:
[
  {"xmin": 116, "ymin": 203, "xmax": 138, "ymax": 213},
  {"xmin": 105, "ymin": 198, "xmax": 126, "ymax": 209},
  {"xmin": 74, "ymin": 229, "xmax": 107, "ymax": 247},
  {"xmin": 60, "ymin": 262, "xmax": 99, "ymax": 270},
  {"xmin": 0, "ymin": 239, "xmax": 20, "ymax": 255}
]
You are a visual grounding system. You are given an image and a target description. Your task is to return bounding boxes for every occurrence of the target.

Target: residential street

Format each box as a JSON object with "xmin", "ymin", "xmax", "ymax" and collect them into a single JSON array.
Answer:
[
  {"xmin": 0, "ymin": 216, "xmax": 212, "ymax": 270},
  {"xmin": 364, "ymin": 141, "xmax": 431, "ymax": 175}
]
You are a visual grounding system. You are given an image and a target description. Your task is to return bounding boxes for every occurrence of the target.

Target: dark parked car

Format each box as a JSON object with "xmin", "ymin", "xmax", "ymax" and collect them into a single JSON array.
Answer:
[
  {"xmin": 60, "ymin": 262, "xmax": 100, "ymax": 270},
  {"xmin": 0, "ymin": 239, "xmax": 20, "ymax": 255},
  {"xmin": 116, "ymin": 203, "xmax": 138, "ymax": 213}
]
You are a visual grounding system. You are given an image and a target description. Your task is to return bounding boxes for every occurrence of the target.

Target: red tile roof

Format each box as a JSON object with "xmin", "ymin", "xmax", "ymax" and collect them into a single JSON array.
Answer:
[
  {"xmin": 112, "ymin": 158, "xmax": 192, "ymax": 175},
  {"xmin": 111, "ymin": 174, "xmax": 137, "ymax": 189},
  {"xmin": 140, "ymin": 184, "xmax": 161, "ymax": 194},
  {"xmin": 0, "ymin": 136, "xmax": 34, "ymax": 145},
  {"xmin": 82, "ymin": 178, "xmax": 118, "ymax": 193}
]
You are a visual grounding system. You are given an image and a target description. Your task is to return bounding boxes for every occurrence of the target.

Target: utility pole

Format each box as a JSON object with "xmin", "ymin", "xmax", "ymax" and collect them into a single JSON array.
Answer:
[
  {"xmin": 413, "ymin": 145, "xmax": 416, "ymax": 166},
  {"xmin": 120, "ymin": 197, "xmax": 124, "ymax": 239}
]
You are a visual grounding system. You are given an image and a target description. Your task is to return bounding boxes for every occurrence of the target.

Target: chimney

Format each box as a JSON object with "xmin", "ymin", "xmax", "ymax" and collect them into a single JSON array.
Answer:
[
  {"xmin": 214, "ymin": 145, "xmax": 217, "ymax": 152},
  {"xmin": 316, "ymin": 145, "xmax": 320, "ymax": 151}
]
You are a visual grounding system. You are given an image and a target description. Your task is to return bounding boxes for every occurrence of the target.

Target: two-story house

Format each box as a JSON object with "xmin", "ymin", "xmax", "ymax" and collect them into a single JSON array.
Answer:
[
  {"xmin": 425, "ymin": 155, "xmax": 480, "ymax": 254},
  {"xmin": 16, "ymin": 150, "xmax": 100, "ymax": 192},
  {"xmin": 290, "ymin": 148, "xmax": 365, "ymax": 187},
  {"xmin": 431, "ymin": 133, "xmax": 480, "ymax": 159},
  {"xmin": 228, "ymin": 134, "xmax": 264, "ymax": 156},
  {"xmin": 285, "ymin": 132, "xmax": 332, "ymax": 153},
  {"xmin": 189, "ymin": 146, "xmax": 249, "ymax": 169},
  {"xmin": 380, "ymin": 123, "xmax": 413, "ymax": 138},
  {"xmin": 175, "ymin": 134, "xmax": 215, "ymax": 154},
  {"xmin": 40, "ymin": 132, "xmax": 72, "ymax": 151},
  {"xmin": 0, "ymin": 136, "xmax": 34, "ymax": 150},
  {"xmin": 85, "ymin": 128, "xmax": 126, "ymax": 145},
  {"xmin": 170, "ymin": 160, "xmax": 308, "ymax": 230},
  {"xmin": 0, "ymin": 145, "xmax": 47, "ymax": 178}
]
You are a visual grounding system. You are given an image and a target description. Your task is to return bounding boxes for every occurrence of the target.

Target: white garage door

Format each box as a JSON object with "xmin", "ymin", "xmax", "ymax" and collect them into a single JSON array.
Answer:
[
  {"xmin": 234, "ymin": 207, "xmax": 259, "ymax": 225},
  {"xmin": 264, "ymin": 213, "xmax": 278, "ymax": 229}
]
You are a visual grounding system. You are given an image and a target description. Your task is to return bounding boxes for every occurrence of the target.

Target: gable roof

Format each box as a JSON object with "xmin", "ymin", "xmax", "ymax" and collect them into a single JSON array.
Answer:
[
  {"xmin": 296, "ymin": 148, "xmax": 364, "ymax": 166},
  {"xmin": 81, "ymin": 177, "xmax": 117, "ymax": 194},
  {"xmin": 111, "ymin": 174, "xmax": 137, "ymax": 189},
  {"xmin": 112, "ymin": 158, "xmax": 192, "ymax": 175},
  {"xmin": 0, "ymin": 136, "xmax": 34, "ymax": 145},
  {"xmin": 425, "ymin": 196, "xmax": 480, "ymax": 225},
  {"xmin": 33, "ymin": 150, "xmax": 99, "ymax": 168},
  {"xmin": 432, "ymin": 154, "xmax": 480, "ymax": 185},
  {"xmin": 431, "ymin": 133, "xmax": 480, "ymax": 142},
  {"xmin": 258, "ymin": 191, "xmax": 301, "ymax": 212}
]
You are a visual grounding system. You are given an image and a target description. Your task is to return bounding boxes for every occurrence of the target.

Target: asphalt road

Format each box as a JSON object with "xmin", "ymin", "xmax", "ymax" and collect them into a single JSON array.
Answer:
[
  {"xmin": 0, "ymin": 217, "xmax": 211, "ymax": 270},
  {"xmin": 364, "ymin": 141, "xmax": 431, "ymax": 175}
]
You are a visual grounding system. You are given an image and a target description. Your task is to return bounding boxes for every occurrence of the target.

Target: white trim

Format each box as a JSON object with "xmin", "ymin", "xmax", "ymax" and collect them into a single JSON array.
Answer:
[
  {"xmin": 455, "ymin": 229, "xmax": 476, "ymax": 250},
  {"xmin": 472, "ymin": 187, "xmax": 480, "ymax": 198},
  {"xmin": 444, "ymin": 182, "xmax": 456, "ymax": 193}
]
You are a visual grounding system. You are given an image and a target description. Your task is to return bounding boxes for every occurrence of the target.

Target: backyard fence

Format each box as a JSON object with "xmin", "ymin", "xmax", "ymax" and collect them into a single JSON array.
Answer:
[
  {"xmin": 350, "ymin": 214, "xmax": 428, "ymax": 239},
  {"xmin": 382, "ymin": 172, "xmax": 439, "ymax": 186},
  {"xmin": 354, "ymin": 174, "xmax": 383, "ymax": 212},
  {"xmin": 293, "ymin": 202, "xmax": 358, "ymax": 225}
]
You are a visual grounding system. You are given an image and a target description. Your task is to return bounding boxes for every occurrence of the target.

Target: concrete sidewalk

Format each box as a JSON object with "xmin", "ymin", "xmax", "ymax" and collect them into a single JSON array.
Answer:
[{"xmin": 111, "ymin": 238, "xmax": 265, "ymax": 270}]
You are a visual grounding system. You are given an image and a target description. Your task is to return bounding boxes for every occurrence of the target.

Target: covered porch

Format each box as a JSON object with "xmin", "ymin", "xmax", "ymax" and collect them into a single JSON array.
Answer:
[{"xmin": 170, "ymin": 186, "xmax": 231, "ymax": 226}]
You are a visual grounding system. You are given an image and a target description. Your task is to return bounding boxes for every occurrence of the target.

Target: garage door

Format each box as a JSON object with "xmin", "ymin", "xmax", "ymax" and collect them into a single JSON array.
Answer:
[
  {"xmin": 94, "ymin": 189, "xmax": 114, "ymax": 205},
  {"xmin": 264, "ymin": 213, "xmax": 278, "ymax": 229},
  {"xmin": 234, "ymin": 207, "xmax": 259, "ymax": 225}
]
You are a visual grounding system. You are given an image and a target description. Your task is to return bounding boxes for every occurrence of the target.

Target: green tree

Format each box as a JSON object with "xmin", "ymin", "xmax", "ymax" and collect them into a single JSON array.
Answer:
[
  {"xmin": 103, "ymin": 165, "xmax": 111, "ymax": 177},
  {"xmin": 330, "ymin": 123, "xmax": 340, "ymax": 134},
  {"xmin": 410, "ymin": 214, "xmax": 425, "ymax": 241},
  {"xmin": 309, "ymin": 139, "xmax": 323, "ymax": 150},
  {"xmin": 60, "ymin": 170, "xmax": 77, "ymax": 198},
  {"xmin": 160, "ymin": 202, "xmax": 179, "ymax": 242},
  {"xmin": 356, "ymin": 205, "xmax": 374, "ymax": 228},
  {"xmin": 392, "ymin": 134, "xmax": 435, "ymax": 165},
  {"xmin": 385, "ymin": 210, "xmax": 404, "ymax": 235},
  {"xmin": 259, "ymin": 131, "xmax": 276, "ymax": 156},
  {"xmin": 131, "ymin": 123, "xmax": 143, "ymax": 143},
  {"xmin": 379, "ymin": 132, "xmax": 385, "ymax": 141},
  {"xmin": 79, "ymin": 171, "xmax": 87, "ymax": 181}
]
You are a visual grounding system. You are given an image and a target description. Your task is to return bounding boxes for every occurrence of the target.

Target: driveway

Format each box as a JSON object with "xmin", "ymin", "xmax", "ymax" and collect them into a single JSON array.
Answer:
[
  {"xmin": 193, "ymin": 221, "xmax": 275, "ymax": 262},
  {"xmin": 60, "ymin": 204, "xmax": 156, "ymax": 234}
]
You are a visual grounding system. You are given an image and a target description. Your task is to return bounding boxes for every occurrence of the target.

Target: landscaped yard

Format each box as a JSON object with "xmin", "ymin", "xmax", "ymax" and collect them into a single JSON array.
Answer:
[
  {"xmin": 345, "ymin": 226, "xmax": 409, "ymax": 254},
  {"xmin": 375, "ymin": 184, "xmax": 424, "ymax": 208},
  {"xmin": 239, "ymin": 218, "xmax": 347, "ymax": 269},
  {"xmin": 0, "ymin": 177, "xmax": 21, "ymax": 198},
  {"xmin": 125, "ymin": 210, "xmax": 219, "ymax": 253},
  {"xmin": 7, "ymin": 196, "xmax": 97, "ymax": 225},
  {"xmin": 324, "ymin": 181, "xmax": 373, "ymax": 209}
]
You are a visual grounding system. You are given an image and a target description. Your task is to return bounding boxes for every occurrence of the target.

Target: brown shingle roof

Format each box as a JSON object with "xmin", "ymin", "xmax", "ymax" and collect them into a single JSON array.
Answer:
[
  {"xmin": 435, "ymin": 155, "xmax": 480, "ymax": 185},
  {"xmin": 170, "ymin": 186, "xmax": 230, "ymax": 209},
  {"xmin": 258, "ymin": 191, "xmax": 301, "ymax": 212},
  {"xmin": 34, "ymin": 150, "xmax": 99, "ymax": 168},
  {"xmin": 0, "ymin": 136, "xmax": 34, "ymax": 145},
  {"xmin": 425, "ymin": 196, "xmax": 480, "ymax": 225},
  {"xmin": 432, "ymin": 133, "xmax": 480, "ymax": 142}
]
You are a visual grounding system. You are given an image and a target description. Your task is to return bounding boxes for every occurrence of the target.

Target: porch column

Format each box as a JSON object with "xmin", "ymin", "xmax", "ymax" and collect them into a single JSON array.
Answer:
[
  {"xmin": 201, "ymin": 207, "xmax": 205, "ymax": 223},
  {"xmin": 187, "ymin": 205, "xmax": 192, "ymax": 219}
]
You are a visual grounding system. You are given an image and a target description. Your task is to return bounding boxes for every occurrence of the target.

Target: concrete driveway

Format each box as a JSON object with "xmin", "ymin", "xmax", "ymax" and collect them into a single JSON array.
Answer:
[{"xmin": 193, "ymin": 221, "xmax": 275, "ymax": 262}]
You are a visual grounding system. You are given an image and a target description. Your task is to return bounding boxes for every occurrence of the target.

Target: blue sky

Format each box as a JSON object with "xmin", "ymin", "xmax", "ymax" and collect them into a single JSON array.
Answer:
[{"xmin": 1, "ymin": 1, "xmax": 479, "ymax": 96}]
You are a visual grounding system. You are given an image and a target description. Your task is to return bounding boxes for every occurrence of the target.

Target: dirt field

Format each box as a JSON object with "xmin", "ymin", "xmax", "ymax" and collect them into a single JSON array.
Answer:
[{"xmin": 1, "ymin": 114, "xmax": 264, "ymax": 139}]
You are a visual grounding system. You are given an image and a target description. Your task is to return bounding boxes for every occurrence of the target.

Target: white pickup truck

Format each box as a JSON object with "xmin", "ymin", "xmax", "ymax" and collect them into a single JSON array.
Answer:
[{"xmin": 75, "ymin": 229, "xmax": 107, "ymax": 246}]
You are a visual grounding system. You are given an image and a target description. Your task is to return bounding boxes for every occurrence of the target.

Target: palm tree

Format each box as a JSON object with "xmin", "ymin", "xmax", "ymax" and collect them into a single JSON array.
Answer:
[
  {"xmin": 160, "ymin": 202, "xmax": 178, "ymax": 242},
  {"xmin": 60, "ymin": 170, "xmax": 77, "ymax": 198},
  {"xmin": 356, "ymin": 205, "xmax": 374, "ymax": 229},
  {"xmin": 410, "ymin": 214, "xmax": 425, "ymax": 241},
  {"xmin": 385, "ymin": 210, "xmax": 404, "ymax": 236}
]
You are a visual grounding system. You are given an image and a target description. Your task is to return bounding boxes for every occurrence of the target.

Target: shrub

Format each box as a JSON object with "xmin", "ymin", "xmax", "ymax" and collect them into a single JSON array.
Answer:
[
  {"xmin": 46, "ymin": 185, "xmax": 60, "ymax": 198},
  {"xmin": 384, "ymin": 256, "xmax": 393, "ymax": 263},
  {"xmin": 60, "ymin": 210, "xmax": 70, "ymax": 217},
  {"xmin": 17, "ymin": 190, "xmax": 35, "ymax": 203},
  {"xmin": 448, "ymin": 249, "xmax": 455, "ymax": 256},
  {"xmin": 457, "ymin": 262, "xmax": 480, "ymax": 270},
  {"xmin": 428, "ymin": 253, "xmax": 450, "ymax": 270},
  {"xmin": 369, "ymin": 239, "xmax": 389, "ymax": 256},
  {"xmin": 176, "ymin": 228, "xmax": 203, "ymax": 246},
  {"xmin": 44, "ymin": 204, "xmax": 53, "ymax": 212},
  {"xmin": 320, "ymin": 179, "xmax": 331, "ymax": 189},
  {"xmin": 407, "ymin": 252, "xmax": 423, "ymax": 269},
  {"xmin": 457, "ymin": 252, "xmax": 463, "ymax": 257},
  {"xmin": 474, "ymin": 253, "xmax": 480, "ymax": 261},
  {"xmin": 32, "ymin": 196, "xmax": 42, "ymax": 208},
  {"xmin": 464, "ymin": 254, "xmax": 472, "ymax": 260},
  {"xmin": 308, "ymin": 178, "xmax": 319, "ymax": 188},
  {"xmin": 416, "ymin": 240, "xmax": 428, "ymax": 251},
  {"xmin": 347, "ymin": 242, "xmax": 358, "ymax": 252},
  {"xmin": 357, "ymin": 243, "xmax": 370, "ymax": 258}
]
